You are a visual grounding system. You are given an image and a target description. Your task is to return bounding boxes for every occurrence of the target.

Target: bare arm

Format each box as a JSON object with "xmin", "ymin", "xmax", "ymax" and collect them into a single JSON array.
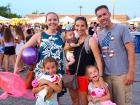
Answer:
[
  {"xmin": 89, "ymin": 37, "xmax": 103, "ymax": 76},
  {"xmin": 39, "ymin": 79, "xmax": 62, "ymax": 93},
  {"xmin": 32, "ymin": 85, "xmax": 46, "ymax": 94},
  {"xmin": 14, "ymin": 34, "xmax": 41, "ymax": 73},
  {"xmin": 87, "ymin": 94, "xmax": 93, "ymax": 102},
  {"xmin": 64, "ymin": 42, "xmax": 73, "ymax": 51},
  {"xmin": 125, "ymin": 42, "xmax": 135, "ymax": 85},
  {"xmin": 92, "ymin": 83, "xmax": 111, "ymax": 103},
  {"xmin": 1, "ymin": 38, "xmax": 4, "ymax": 46},
  {"xmin": 67, "ymin": 57, "xmax": 75, "ymax": 66}
]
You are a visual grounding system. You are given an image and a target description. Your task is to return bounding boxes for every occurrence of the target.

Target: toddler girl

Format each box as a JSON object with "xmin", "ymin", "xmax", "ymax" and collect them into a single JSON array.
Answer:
[
  {"xmin": 32, "ymin": 57, "xmax": 62, "ymax": 105},
  {"xmin": 86, "ymin": 65, "xmax": 116, "ymax": 105}
]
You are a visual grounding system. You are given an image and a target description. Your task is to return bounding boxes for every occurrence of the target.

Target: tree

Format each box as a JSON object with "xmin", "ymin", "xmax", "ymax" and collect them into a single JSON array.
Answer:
[
  {"xmin": 32, "ymin": 10, "xmax": 45, "ymax": 14},
  {"xmin": 0, "ymin": 4, "xmax": 21, "ymax": 18}
]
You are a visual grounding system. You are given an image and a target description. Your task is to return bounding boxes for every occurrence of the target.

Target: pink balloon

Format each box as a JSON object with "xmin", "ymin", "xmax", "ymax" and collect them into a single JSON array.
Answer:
[{"xmin": 0, "ymin": 72, "xmax": 26, "ymax": 99}]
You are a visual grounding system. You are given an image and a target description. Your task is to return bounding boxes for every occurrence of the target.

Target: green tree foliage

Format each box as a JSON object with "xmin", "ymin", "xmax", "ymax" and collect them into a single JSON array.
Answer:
[
  {"xmin": 32, "ymin": 10, "xmax": 45, "ymax": 14},
  {"xmin": 0, "ymin": 4, "xmax": 21, "ymax": 18}
]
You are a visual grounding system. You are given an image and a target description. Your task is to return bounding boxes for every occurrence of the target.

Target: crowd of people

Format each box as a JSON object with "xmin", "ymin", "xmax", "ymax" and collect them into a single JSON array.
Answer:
[{"xmin": 0, "ymin": 5, "xmax": 136, "ymax": 105}]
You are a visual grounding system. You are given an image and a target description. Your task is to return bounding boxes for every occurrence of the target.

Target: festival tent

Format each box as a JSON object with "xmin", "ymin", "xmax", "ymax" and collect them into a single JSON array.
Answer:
[
  {"xmin": 11, "ymin": 17, "xmax": 29, "ymax": 25},
  {"xmin": 0, "ymin": 16, "xmax": 11, "ymax": 23},
  {"xmin": 89, "ymin": 17, "xmax": 97, "ymax": 21},
  {"xmin": 127, "ymin": 17, "xmax": 140, "ymax": 23},
  {"xmin": 19, "ymin": 17, "xmax": 29, "ymax": 24},
  {"xmin": 29, "ymin": 16, "xmax": 46, "ymax": 24},
  {"xmin": 60, "ymin": 16, "xmax": 74, "ymax": 23},
  {"xmin": 89, "ymin": 17, "xmax": 121, "ymax": 23}
]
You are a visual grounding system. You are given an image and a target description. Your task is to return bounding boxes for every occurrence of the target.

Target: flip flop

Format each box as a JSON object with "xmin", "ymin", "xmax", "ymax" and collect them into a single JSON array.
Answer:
[{"xmin": 18, "ymin": 68, "xmax": 24, "ymax": 72}]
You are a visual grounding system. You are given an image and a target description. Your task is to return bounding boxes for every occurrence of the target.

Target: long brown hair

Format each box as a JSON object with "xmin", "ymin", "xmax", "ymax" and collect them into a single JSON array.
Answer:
[
  {"xmin": 74, "ymin": 16, "xmax": 88, "ymax": 28},
  {"xmin": 46, "ymin": 12, "xmax": 59, "ymax": 22},
  {"xmin": 43, "ymin": 57, "xmax": 59, "ymax": 69},
  {"xmin": 3, "ymin": 27, "xmax": 14, "ymax": 42},
  {"xmin": 15, "ymin": 26, "xmax": 24, "ymax": 40}
]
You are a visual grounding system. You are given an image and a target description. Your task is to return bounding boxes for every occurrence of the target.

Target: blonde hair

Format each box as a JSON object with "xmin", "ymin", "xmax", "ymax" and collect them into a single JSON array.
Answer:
[{"xmin": 85, "ymin": 65, "xmax": 98, "ymax": 76}]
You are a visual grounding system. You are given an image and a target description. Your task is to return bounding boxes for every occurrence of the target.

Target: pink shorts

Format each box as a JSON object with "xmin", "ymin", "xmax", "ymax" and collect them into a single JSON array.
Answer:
[{"xmin": 77, "ymin": 76, "xmax": 88, "ymax": 92}]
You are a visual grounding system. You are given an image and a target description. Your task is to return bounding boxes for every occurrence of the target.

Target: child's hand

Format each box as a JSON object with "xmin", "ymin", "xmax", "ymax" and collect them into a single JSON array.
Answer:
[
  {"xmin": 92, "ymin": 97, "xmax": 99, "ymax": 104},
  {"xmin": 39, "ymin": 79, "xmax": 48, "ymax": 85},
  {"xmin": 87, "ymin": 95, "xmax": 93, "ymax": 102},
  {"xmin": 45, "ymin": 85, "xmax": 50, "ymax": 90}
]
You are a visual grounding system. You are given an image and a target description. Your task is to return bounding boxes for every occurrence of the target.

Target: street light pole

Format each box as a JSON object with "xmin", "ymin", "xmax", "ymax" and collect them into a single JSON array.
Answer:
[
  {"xmin": 112, "ymin": 0, "xmax": 115, "ymax": 19},
  {"xmin": 112, "ymin": 2, "xmax": 115, "ymax": 19},
  {"xmin": 79, "ymin": 6, "xmax": 83, "ymax": 16}
]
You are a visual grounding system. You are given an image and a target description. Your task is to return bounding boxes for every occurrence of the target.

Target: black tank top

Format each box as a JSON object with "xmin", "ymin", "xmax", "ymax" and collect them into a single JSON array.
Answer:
[{"xmin": 69, "ymin": 42, "xmax": 96, "ymax": 76}]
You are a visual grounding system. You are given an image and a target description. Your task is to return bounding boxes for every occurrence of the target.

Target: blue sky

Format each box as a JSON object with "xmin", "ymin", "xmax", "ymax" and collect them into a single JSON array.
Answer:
[{"xmin": 0, "ymin": 0, "xmax": 139, "ymax": 18}]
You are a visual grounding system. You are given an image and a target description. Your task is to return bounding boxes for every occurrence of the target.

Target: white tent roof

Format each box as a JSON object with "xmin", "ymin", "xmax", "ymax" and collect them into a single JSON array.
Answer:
[
  {"xmin": 89, "ymin": 17, "xmax": 121, "ymax": 23},
  {"xmin": 111, "ymin": 18, "xmax": 121, "ymax": 23},
  {"xmin": 127, "ymin": 17, "xmax": 140, "ymax": 23},
  {"xmin": 0, "ymin": 16, "xmax": 11, "ymax": 21},
  {"xmin": 29, "ymin": 16, "xmax": 46, "ymax": 23},
  {"xmin": 60, "ymin": 16, "xmax": 74, "ymax": 23},
  {"xmin": 89, "ymin": 17, "xmax": 97, "ymax": 21}
]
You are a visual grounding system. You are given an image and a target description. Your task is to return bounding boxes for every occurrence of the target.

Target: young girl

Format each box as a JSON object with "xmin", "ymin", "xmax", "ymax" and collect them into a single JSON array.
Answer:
[
  {"xmin": 15, "ymin": 26, "xmax": 25, "ymax": 71},
  {"xmin": 0, "ymin": 25, "xmax": 5, "ymax": 70},
  {"xmin": 32, "ymin": 57, "xmax": 62, "ymax": 105},
  {"xmin": 86, "ymin": 65, "xmax": 116, "ymax": 105},
  {"xmin": 2, "ymin": 27, "xmax": 15, "ymax": 72}
]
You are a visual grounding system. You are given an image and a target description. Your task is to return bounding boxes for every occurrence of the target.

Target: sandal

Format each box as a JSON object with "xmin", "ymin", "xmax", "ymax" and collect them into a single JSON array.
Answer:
[{"xmin": 18, "ymin": 68, "xmax": 24, "ymax": 72}]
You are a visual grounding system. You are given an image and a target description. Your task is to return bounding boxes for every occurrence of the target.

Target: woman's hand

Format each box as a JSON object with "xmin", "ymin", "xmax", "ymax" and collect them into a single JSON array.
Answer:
[{"xmin": 64, "ymin": 42, "xmax": 72, "ymax": 51}]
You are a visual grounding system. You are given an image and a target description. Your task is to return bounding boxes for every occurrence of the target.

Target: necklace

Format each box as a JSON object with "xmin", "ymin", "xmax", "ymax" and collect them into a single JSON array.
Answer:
[{"xmin": 78, "ymin": 35, "xmax": 87, "ymax": 45}]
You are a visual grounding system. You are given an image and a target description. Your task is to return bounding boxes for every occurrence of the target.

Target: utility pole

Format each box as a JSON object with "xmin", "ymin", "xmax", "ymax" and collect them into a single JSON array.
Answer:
[
  {"xmin": 112, "ymin": 0, "xmax": 115, "ymax": 19},
  {"xmin": 79, "ymin": 6, "xmax": 83, "ymax": 16}
]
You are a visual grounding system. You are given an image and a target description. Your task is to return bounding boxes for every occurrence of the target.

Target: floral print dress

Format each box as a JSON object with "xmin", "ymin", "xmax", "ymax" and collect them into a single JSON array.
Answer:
[{"xmin": 34, "ymin": 31, "xmax": 64, "ymax": 77}]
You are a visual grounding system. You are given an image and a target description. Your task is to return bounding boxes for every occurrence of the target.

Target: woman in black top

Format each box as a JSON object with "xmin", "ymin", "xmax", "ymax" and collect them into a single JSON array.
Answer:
[{"xmin": 65, "ymin": 17, "xmax": 103, "ymax": 105}]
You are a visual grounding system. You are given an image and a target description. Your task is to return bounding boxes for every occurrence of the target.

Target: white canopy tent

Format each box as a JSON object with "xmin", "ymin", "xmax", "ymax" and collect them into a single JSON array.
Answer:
[
  {"xmin": 89, "ymin": 17, "xmax": 121, "ymax": 23},
  {"xmin": 127, "ymin": 17, "xmax": 140, "ymax": 24},
  {"xmin": 89, "ymin": 17, "xmax": 97, "ymax": 21},
  {"xmin": 60, "ymin": 16, "xmax": 74, "ymax": 24},
  {"xmin": 0, "ymin": 16, "xmax": 11, "ymax": 22},
  {"xmin": 29, "ymin": 16, "xmax": 46, "ymax": 23}
]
